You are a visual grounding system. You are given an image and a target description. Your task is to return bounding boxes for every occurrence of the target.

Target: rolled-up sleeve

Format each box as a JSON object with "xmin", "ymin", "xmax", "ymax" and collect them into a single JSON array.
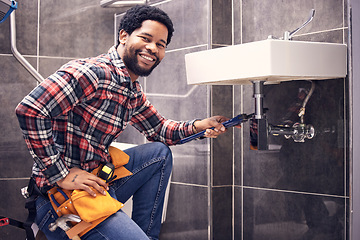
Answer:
[{"xmin": 130, "ymin": 96, "xmax": 195, "ymax": 145}]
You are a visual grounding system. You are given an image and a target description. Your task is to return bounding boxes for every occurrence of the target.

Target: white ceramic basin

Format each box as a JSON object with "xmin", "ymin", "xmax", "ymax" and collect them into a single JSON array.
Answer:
[{"xmin": 185, "ymin": 39, "xmax": 347, "ymax": 85}]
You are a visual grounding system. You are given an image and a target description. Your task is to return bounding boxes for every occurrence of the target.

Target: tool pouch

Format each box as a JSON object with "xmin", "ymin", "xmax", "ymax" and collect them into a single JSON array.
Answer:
[
  {"xmin": 47, "ymin": 146, "xmax": 132, "ymax": 238},
  {"xmin": 71, "ymin": 189, "xmax": 123, "ymax": 222}
]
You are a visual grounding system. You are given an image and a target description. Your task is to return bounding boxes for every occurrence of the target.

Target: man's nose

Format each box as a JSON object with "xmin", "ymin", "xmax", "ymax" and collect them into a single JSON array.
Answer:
[{"xmin": 145, "ymin": 42, "xmax": 158, "ymax": 54}]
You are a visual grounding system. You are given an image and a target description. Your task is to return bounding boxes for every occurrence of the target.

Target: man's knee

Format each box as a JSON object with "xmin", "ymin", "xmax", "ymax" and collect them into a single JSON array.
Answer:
[
  {"xmin": 156, "ymin": 142, "xmax": 172, "ymax": 184},
  {"xmin": 152, "ymin": 142, "xmax": 173, "ymax": 170}
]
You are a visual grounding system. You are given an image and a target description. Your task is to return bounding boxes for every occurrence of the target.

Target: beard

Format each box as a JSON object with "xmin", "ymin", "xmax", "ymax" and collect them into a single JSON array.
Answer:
[{"xmin": 122, "ymin": 46, "xmax": 161, "ymax": 77}]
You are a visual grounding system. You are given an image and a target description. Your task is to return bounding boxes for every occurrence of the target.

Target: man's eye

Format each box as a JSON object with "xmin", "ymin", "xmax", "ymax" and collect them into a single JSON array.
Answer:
[
  {"xmin": 139, "ymin": 36, "xmax": 149, "ymax": 42},
  {"xmin": 157, "ymin": 43, "xmax": 165, "ymax": 49}
]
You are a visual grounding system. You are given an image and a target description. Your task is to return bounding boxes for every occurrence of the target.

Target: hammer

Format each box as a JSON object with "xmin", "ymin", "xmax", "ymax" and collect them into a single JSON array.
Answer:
[{"xmin": 48, "ymin": 214, "xmax": 81, "ymax": 240}]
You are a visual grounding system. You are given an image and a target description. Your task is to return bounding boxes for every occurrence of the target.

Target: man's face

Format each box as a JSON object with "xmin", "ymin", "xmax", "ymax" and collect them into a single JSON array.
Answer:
[{"xmin": 118, "ymin": 20, "xmax": 168, "ymax": 79}]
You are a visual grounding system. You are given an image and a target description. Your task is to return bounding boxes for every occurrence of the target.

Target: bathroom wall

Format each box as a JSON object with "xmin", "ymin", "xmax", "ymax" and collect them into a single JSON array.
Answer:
[
  {"xmin": 120, "ymin": 0, "xmax": 351, "ymax": 239},
  {"xmin": 0, "ymin": 1, "xmax": 123, "ymax": 239},
  {"xmin": 0, "ymin": 1, "xmax": 351, "ymax": 240},
  {"xmin": 211, "ymin": 0, "xmax": 350, "ymax": 240},
  {"xmin": 0, "ymin": 0, "xmax": 212, "ymax": 239},
  {"xmin": 351, "ymin": 1, "xmax": 360, "ymax": 239},
  {"xmin": 129, "ymin": 1, "xmax": 213, "ymax": 239}
]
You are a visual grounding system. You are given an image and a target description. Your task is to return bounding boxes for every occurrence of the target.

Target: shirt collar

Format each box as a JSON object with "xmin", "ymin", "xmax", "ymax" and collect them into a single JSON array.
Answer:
[
  {"xmin": 107, "ymin": 46, "xmax": 141, "ymax": 91},
  {"xmin": 108, "ymin": 46, "xmax": 124, "ymax": 69}
]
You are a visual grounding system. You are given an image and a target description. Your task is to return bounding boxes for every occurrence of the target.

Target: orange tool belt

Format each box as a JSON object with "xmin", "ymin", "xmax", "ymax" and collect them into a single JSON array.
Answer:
[{"xmin": 47, "ymin": 146, "xmax": 132, "ymax": 239}]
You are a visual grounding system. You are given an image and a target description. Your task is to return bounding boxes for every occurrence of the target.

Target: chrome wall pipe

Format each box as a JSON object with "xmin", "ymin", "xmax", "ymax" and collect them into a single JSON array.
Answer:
[{"xmin": 10, "ymin": 12, "xmax": 44, "ymax": 83}]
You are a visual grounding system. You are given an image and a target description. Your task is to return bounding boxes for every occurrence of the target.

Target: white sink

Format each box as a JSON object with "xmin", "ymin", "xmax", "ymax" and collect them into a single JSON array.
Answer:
[{"xmin": 185, "ymin": 39, "xmax": 347, "ymax": 85}]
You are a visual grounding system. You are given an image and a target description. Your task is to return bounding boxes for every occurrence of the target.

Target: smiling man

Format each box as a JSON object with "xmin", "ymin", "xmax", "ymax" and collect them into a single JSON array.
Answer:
[
  {"xmin": 16, "ymin": 5, "xmax": 230, "ymax": 240},
  {"xmin": 119, "ymin": 19, "xmax": 166, "ymax": 78}
]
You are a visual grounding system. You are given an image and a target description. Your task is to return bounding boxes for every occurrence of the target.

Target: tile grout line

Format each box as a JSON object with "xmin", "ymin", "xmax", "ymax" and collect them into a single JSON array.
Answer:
[
  {"xmin": 208, "ymin": 0, "xmax": 213, "ymax": 239},
  {"xmin": 114, "ymin": 13, "xmax": 117, "ymax": 46},
  {"xmin": 239, "ymin": 0, "xmax": 244, "ymax": 239},
  {"xmin": 0, "ymin": 53, "xmax": 15, "ymax": 57},
  {"xmin": 232, "ymin": 1, "xmax": 235, "ymax": 239},
  {"xmin": 170, "ymin": 181, "xmax": 208, "ymax": 188},
  {"xmin": 343, "ymin": 1, "xmax": 348, "ymax": 239},
  {"xmin": 241, "ymin": 185, "xmax": 349, "ymax": 199},
  {"xmin": 150, "ymin": 0, "xmax": 173, "ymax": 7},
  {"xmin": 36, "ymin": 0, "xmax": 40, "ymax": 74},
  {"xmin": 0, "ymin": 178, "xmax": 30, "ymax": 181},
  {"xmin": 294, "ymin": 27, "xmax": 349, "ymax": 38},
  {"xmin": 165, "ymin": 44, "xmax": 208, "ymax": 53}
]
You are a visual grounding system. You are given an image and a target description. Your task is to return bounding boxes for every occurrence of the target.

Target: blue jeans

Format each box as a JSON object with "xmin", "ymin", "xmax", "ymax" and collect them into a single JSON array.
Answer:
[{"xmin": 35, "ymin": 142, "xmax": 173, "ymax": 240}]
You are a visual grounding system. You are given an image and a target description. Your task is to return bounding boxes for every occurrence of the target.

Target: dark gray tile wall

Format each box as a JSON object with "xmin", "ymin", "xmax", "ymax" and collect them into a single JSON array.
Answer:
[
  {"xmin": 212, "ymin": 85, "xmax": 234, "ymax": 186},
  {"xmin": 0, "ymin": 0, "xmax": 149, "ymax": 239},
  {"xmin": 241, "ymin": 0, "xmax": 345, "ymax": 43},
  {"xmin": 0, "ymin": 54, "xmax": 37, "ymax": 239},
  {"xmin": 211, "ymin": 0, "xmax": 232, "ymax": 46},
  {"xmin": 39, "ymin": 0, "xmax": 118, "ymax": 58},
  {"xmin": 210, "ymin": 1, "xmax": 237, "ymax": 239},
  {"xmin": 212, "ymin": 186, "xmax": 233, "ymax": 240},
  {"xmin": 243, "ymin": 188, "xmax": 347, "ymax": 240},
  {"xmin": 116, "ymin": 0, "xmax": 212, "ymax": 239},
  {"xmin": 160, "ymin": 184, "xmax": 209, "ymax": 240},
  {"xmin": 0, "ymin": 0, "xmax": 351, "ymax": 240},
  {"xmin": 0, "ymin": 0, "xmax": 38, "ymax": 55},
  {"xmin": 211, "ymin": 0, "xmax": 350, "ymax": 239}
]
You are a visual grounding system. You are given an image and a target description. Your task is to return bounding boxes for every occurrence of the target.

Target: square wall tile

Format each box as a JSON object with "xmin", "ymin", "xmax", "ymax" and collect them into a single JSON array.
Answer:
[
  {"xmin": 146, "ymin": 48, "xmax": 202, "ymax": 96},
  {"xmin": 233, "ymin": 0, "xmax": 242, "ymax": 45},
  {"xmin": 170, "ymin": 143, "xmax": 209, "ymax": 186},
  {"xmin": 159, "ymin": 0, "xmax": 209, "ymax": 50},
  {"xmin": 212, "ymin": 186, "xmax": 233, "ymax": 240},
  {"xmin": 212, "ymin": 85, "xmax": 234, "ymax": 186},
  {"xmin": 0, "ymin": 179, "xmax": 30, "ymax": 240},
  {"xmin": 39, "ymin": 57, "xmax": 75, "ymax": 79},
  {"xmin": 39, "ymin": 0, "xmax": 118, "ymax": 58},
  {"xmin": 0, "ymin": 0, "xmax": 38, "ymax": 55},
  {"xmin": 234, "ymin": 85, "xmax": 243, "ymax": 186},
  {"xmin": 0, "ymin": 149, "xmax": 33, "ymax": 178},
  {"xmin": 243, "ymin": 188, "xmax": 347, "ymax": 240},
  {"xmin": 212, "ymin": 0, "xmax": 233, "ymax": 45},
  {"xmin": 212, "ymin": 132, "xmax": 234, "ymax": 186},
  {"xmin": 145, "ymin": 46, "xmax": 209, "ymax": 121},
  {"xmin": 160, "ymin": 183, "xmax": 209, "ymax": 240},
  {"xmin": 114, "ymin": 0, "xmax": 210, "ymax": 50},
  {"xmin": 234, "ymin": 186, "xmax": 243, "ymax": 239},
  {"xmin": 241, "ymin": 0, "xmax": 345, "ymax": 43},
  {"xmin": 0, "ymin": 56, "xmax": 38, "ymax": 178},
  {"xmin": 147, "ymin": 84, "xmax": 209, "ymax": 124}
]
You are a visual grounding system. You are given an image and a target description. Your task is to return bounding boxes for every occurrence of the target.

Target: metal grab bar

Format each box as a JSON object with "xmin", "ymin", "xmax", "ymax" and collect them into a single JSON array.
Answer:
[{"xmin": 10, "ymin": 12, "xmax": 44, "ymax": 83}]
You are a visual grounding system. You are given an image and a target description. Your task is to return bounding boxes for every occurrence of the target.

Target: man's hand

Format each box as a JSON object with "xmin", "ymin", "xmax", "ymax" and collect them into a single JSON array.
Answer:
[
  {"xmin": 56, "ymin": 167, "xmax": 109, "ymax": 197},
  {"xmin": 193, "ymin": 115, "xmax": 240, "ymax": 138}
]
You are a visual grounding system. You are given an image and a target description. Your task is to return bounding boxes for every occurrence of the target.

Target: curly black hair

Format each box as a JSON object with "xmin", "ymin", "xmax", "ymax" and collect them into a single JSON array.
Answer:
[{"xmin": 117, "ymin": 5, "xmax": 174, "ymax": 47}]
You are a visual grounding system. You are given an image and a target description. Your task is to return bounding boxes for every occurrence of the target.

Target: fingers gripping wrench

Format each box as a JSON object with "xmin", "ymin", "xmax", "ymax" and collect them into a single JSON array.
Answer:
[{"xmin": 180, "ymin": 113, "xmax": 253, "ymax": 144}]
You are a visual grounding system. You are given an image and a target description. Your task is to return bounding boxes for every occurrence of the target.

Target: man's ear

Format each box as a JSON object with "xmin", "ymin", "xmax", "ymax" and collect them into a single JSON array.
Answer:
[{"xmin": 119, "ymin": 29, "xmax": 129, "ymax": 45}]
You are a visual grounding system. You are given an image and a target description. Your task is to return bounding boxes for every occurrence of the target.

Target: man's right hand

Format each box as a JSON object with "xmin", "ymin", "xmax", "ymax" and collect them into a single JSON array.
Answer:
[{"xmin": 56, "ymin": 167, "xmax": 109, "ymax": 197}]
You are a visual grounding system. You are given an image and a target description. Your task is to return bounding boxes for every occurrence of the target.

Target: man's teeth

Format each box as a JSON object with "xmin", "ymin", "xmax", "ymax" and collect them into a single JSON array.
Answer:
[{"xmin": 140, "ymin": 55, "xmax": 154, "ymax": 61}]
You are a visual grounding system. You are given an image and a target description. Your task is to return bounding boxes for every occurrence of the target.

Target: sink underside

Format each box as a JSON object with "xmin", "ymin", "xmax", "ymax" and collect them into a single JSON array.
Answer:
[{"xmin": 185, "ymin": 39, "xmax": 347, "ymax": 85}]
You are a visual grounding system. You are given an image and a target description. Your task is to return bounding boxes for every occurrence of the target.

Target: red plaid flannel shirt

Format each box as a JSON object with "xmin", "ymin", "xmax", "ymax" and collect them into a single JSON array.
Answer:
[{"xmin": 16, "ymin": 46, "xmax": 195, "ymax": 188}]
